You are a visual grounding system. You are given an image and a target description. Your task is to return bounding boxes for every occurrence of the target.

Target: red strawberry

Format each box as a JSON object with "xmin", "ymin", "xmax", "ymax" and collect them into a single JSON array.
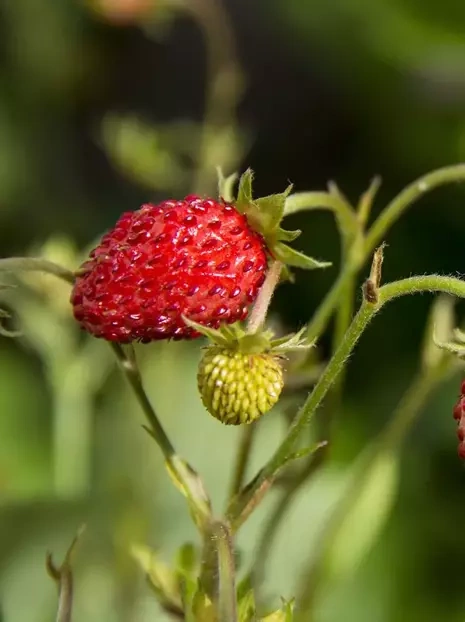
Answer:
[
  {"xmin": 71, "ymin": 196, "xmax": 268, "ymax": 342},
  {"xmin": 453, "ymin": 389, "xmax": 465, "ymax": 459},
  {"xmin": 71, "ymin": 170, "xmax": 330, "ymax": 343}
]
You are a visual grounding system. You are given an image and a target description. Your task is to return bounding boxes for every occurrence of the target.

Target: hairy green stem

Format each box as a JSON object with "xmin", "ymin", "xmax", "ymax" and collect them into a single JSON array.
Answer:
[
  {"xmin": 305, "ymin": 164, "xmax": 465, "ymax": 343},
  {"xmin": 201, "ymin": 520, "xmax": 237, "ymax": 622},
  {"xmin": 365, "ymin": 164, "xmax": 465, "ymax": 253},
  {"xmin": 228, "ymin": 274, "xmax": 465, "ymax": 528},
  {"xmin": 0, "ymin": 257, "xmax": 75, "ymax": 285},
  {"xmin": 111, "ymin": 343, "xmax": 176, "ymax": 459},
  {"xmin": 284, "ymin": 191, "xmax": 357, "ymax": 237},
  {"xmin": 305, "ymin": 269, "xmax": 356, "ymax": 343}
]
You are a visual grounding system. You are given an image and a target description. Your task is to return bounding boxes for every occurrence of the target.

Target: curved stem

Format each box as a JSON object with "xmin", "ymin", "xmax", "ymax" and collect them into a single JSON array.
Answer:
[
  {"xmin": 365, "ymin": 164, "xmax": 465, "ymax": 254},
  {"xmin": 228, "ymin": 274, "xmax": 465, "ymax": 528},
  {"xmin": 228, "ymin": 423, "xmax": 257, "ymax": 501},
  {"xmin": 305, "ymin": 269, "xmax": 356, "ymax": 343},
  {"xmin": 0, "ymin": 257, "xmax": 75, "ymax": 285},
  {"xmin": 305, "ymin": 164, "xmax": 465, "ymax": 343},
  {"xmin": 284, "ymin": 191, "xmax": 357, "ymax": 237}
]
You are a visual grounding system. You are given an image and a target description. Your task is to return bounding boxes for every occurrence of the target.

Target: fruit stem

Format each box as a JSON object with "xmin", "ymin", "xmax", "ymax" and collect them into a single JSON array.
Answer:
[
  {"xmin": 227, "ymin": 423, "xmax": 257, "ymax": 502},
  {"xmin": 111, "ymin": 343, "xmax": 176, "ymax": 459},
  {"xmin": 246, "ymin": 260, "xmax": 283, "ymax": 334}
]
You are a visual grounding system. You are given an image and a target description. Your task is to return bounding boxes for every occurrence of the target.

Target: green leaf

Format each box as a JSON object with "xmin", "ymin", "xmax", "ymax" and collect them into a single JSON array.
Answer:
[
  {"xmin": 325, "ymin": 449, "xmax": 400, "ymax": 579},
  {"xmin": 131, "ymin": 544, "xmax": 182, "ymax": 611},
  {"xmin": 280, "ymin": 441, "xmax": 328, "ymax": 467},
  {"xmin": 273, "ymin": 243, "xmax": 331, "ymax": 270},
  {"xmin": 165, "ymin": 455, "xmax": 212, "ymax": 530}
]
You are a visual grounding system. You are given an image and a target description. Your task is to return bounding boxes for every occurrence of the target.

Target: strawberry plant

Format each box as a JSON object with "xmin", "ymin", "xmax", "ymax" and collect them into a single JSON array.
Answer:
[
  {"xmin": 2, "ymin": 163, "xmax": 465, "ymax": 621},
  {"xmin": 2, "ymin": 2, "xmax": 465, "ymax": 621}
]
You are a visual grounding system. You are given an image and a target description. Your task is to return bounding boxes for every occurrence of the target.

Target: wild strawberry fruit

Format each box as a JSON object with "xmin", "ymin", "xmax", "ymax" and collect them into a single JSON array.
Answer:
[
  {"xmin": 71, "ymin": 197, "xmax": 267, "ymax": 342},
  {"xmin": 187, "ymin": 318, "xmax": 311, "ymax": 425},
  {"xmin": 198, "ymin": 347, "xmax": 284, "ymax": 425},
  {"xmin": 71, "ymin": 170, "xmax": 329, "ymax": 343},
  {"xmin": 453, "ymin": 386, "xmax": 465, "ymax": 459}
]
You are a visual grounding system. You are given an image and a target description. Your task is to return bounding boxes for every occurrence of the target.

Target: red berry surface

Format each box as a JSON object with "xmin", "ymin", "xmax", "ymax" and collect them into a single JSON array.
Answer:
[{"xmin": 71, "ymin": 196, "xmax": 268, "ymax": 342}]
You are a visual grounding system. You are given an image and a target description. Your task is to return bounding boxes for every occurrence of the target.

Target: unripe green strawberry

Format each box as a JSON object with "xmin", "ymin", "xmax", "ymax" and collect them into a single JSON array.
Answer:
[{"xmin": 197, "ymin": 347, "xmax": 284, "ymax": 425}]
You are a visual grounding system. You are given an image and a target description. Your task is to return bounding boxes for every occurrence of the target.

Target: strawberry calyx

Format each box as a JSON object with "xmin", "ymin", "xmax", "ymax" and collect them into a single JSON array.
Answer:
[
  {"xmin": 231, "ymin": 169, "xmax": 331, "ymax": 272},
  {"xmin": 183, "ymin": 316, "xmax": 313, "ymax": 357}
]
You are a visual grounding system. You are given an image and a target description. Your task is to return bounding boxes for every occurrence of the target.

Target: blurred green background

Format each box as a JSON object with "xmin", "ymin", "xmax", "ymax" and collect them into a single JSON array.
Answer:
[{"xmin": 1, "ymin": 0, "xmax": 465, "ymax": 620}]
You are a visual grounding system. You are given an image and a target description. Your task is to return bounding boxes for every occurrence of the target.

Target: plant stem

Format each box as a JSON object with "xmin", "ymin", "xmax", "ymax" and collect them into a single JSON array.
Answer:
[
  {"xmin": 0, "ymin": 257, "xmax": 76, "ymax": 285},
  {"xmin": 365, "ymin": 164, "xmax": 465, "ymax": 254},
  {"xmin": 246, "ymin": 260, "xmax": 283, "ymax": 334},
  {"xmin": 284, "ymin": 191, "xmax": 357, "ymax": 236},
  {"xmin": 228, "ymin": 423, "xmax": 257, "ymax": 501},
  {"xmin": 305, "ymin": 164, "xmax": 465, "ymax": 343},
  {"xmin": 228, "ymin": 273, "xmax": 465, "ymax": 528},
  {"xmin": 305, "ymin": 269, "xmax": 356, "ymax": 343},
  {"xmin": 200, "ymin": 520, "xmax": 237, "ymax": 622},
  {"xmin": 111, "ymin": 343, "xmax": 176, "ymax": 459},
  {"xmin": 111, "ymin": 343, "xmax": 212, "ymax": 529}
]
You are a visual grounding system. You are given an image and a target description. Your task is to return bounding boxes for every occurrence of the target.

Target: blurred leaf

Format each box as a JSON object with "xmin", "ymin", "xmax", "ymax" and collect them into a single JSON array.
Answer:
[
  {"xmin": 131, "ymin": 544, "xmax": 182, "ymax": 612},
  {"xmin": 192, "ymin": 588, "xmax": 216, "ymax": 622},
  {"xmin": 165, "ymin": 455, "xmax": 212, "ymax": 530},
  {"xmin": 325, "ymin": 449, "xmax": 399, "ymax": 579},
  {"xmin": 237, "ymin": 587, "xmax": 255, "ymax": 622},
  {"xmin": 260, "ymin": 598, "xmax": 294, "ymax": 621},
  {"xmin": 101, "ymin": 114, "xmax": 190, "ymax": 192},
  {"xmin": 176, "ymin": 542, "xmax": 197, "ymax": 577}
]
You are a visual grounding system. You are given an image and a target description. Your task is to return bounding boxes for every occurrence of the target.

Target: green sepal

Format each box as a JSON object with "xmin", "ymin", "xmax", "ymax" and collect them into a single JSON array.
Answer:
[
  {"xmin": 273, "ymin": 243, "xmax": 331, "ymax": 270},
  {"xmin": 234, "ymin": 170, "xmax": 330, "ymax": 271},
  {"xmin": 217, "ymin": 167, "xmax": 238, "ymax": 203},
  {"xmin": 276, "ymin": 228, "xmax": 302, "ymax": 243},
  {"xmin": 271, "ymin": 326, "xmax": 315, "ymax": 353},
  {"xmin": 182, "ymin": 315, "xmax": 243, "ymax": 347}
]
